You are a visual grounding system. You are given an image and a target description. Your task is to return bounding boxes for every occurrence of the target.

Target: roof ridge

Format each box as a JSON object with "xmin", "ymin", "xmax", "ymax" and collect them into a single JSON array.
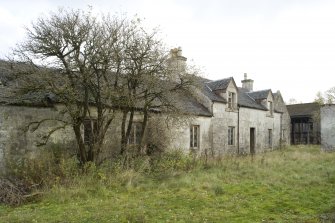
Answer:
[
  {"xmin": 247, "ymin": 89, "xmax": 271, "ymax": 94},
  {"xmin": 287, "ymin": 102, "xmax": 319, "ymax": 106},
  {"xmin": 205, "ymin": 76, "xmax": 232, "ymax": 83}
]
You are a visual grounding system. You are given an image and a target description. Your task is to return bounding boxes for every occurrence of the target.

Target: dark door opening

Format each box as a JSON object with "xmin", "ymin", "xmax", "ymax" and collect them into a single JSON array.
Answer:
[{"xmin": 250, "ymin": 128, "xmax": 255, "ymax": 154}]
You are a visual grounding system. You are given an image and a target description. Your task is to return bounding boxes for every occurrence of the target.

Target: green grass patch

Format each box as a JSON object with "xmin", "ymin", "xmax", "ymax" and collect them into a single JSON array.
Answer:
[{"xmin": 1, "ymin": 145, "xmax": 335, "ymax": 222}]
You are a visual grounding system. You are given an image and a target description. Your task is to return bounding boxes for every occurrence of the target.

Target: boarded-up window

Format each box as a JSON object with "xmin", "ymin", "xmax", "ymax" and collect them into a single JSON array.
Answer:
[
  {"xmin": 129, "ymin": 122, "xmax": 143, "ymax": 145},
  {"xmin": 190, "ymin": 125, "xmax": 200, "ymax": 149},
  {"xmin": 228, "ymin": 126, "xmax": 235, "ymax": 145},
  {"xmin": 268, "ymin": 129, "xmax": 272, "ymax": 147},
  {"xmin": 84, "ymin": 119, "xmax": 97, "ymax": 145}
]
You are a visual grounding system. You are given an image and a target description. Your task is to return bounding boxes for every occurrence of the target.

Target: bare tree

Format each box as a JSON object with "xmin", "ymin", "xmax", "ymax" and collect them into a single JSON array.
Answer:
[
  {"xmin": 11, "ymin": 8, "xmax": 127, "ymax": 164},
  {"xmin": 286, "ymin": 98, "xmax": 299, "ymax": 105},
  {"xmin": 117, "ymin": 38, "xmax": 200, "ymax": 155},
  {"xmin": 325, "ymin": 87, "xmax": 335, "ymax": 104},
  {"xmin": 312, "ymin": 87, "xmax": 335, "ymax": 125},
  {"xmin": 314, "ymin": 91, "xmax": 325, "ymax": 105},
  {"xmin": 11, "ymin": 8, "xmax": 202, "ymax": 164}
]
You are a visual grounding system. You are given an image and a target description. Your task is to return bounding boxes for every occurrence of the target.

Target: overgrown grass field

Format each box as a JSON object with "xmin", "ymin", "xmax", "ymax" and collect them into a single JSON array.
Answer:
[{"xmin": 1, "ymin": 145, "xmax": 335, "ymax": 222}]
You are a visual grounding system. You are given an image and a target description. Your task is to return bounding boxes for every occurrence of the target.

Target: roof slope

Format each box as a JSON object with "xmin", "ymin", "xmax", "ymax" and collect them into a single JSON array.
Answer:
[
  {"xmin": 0, "ymin": 60, "xmax": 56, "ymax": 106},
  {"xmin": 0, "ymin": 60, "xmax": 213, "ymax": 116},
  {"xmin": 238, "ymin": 88, "xmax": 267, "ymax": 110},
  {"xmin": 202, "ymin": 85, "xmax": 226, "ymax": 103},
  {"xmin": 173, "ymin": 90, "xmax": 212, "ymax": 116},
  {"xmin": 287, "ymin": 103, "xmax": 320, "ymax": 117},
  {"xmin": 206, "ymin": 77, "xmax": 232, "ymax": 91},
  {"xmin": 247, "ymin": 89, "xmax": 271, "ymax": 100},
  {"xmin": 203, "ymin": 77, "xmax": 270, "ymax": 111}
]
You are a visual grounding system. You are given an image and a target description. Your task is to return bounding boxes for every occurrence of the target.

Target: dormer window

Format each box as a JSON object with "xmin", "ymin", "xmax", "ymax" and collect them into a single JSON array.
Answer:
[
  {"xmin": 268, "ymin": 101, "xmax": 273, "ymax": 115},
  {"xmin": 228, "ymin": 92, "xmax": 236, "ymax": 109}
]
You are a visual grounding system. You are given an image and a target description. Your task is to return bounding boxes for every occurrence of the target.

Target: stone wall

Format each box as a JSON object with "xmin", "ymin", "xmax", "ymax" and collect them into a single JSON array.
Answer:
[
  {"xmin": 239, "ymin": 107, "xmax": 281, "ymax": 154},
  {"xmin": 164, "ymin": 114, "xmax": 212, "ymax": 154},
  {"xmin": 273, "ymin": 91, "xmax": 291, "ymax": 146},
  {"xmin": 321, "ymin": 105, "xmax": 335, "ymax": 151},
  {"xmin": 212, "ymin": 102, "xmax": 239, "ymax": 155},
  {"xmin": 0, "ymin": 105, "xmax": 76, "ymax": 174},
  {"xmin": 0, "ymin": 98, "xmax": 286, "ymax": 172}
]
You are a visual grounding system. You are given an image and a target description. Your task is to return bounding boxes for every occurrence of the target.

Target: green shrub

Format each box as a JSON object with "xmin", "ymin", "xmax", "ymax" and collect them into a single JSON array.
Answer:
[
  {"xmin": 3, "ymin": 144, "xmax": 79, "ymax": 188},
  {"xmin": 149, "ymin": 150, "xmax": 197, "ymax": 177}
]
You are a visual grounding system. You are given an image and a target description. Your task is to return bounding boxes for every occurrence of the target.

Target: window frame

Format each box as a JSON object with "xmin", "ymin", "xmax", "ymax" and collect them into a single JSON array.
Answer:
[
  {"xmin": 128, "ymin": 122, "xmax": 143, "ymax": 145},
  {"xmin": 228, "ymin": 91, "xmax": 236, "ymax": 109},
  {"xmin": 190, "ymin": 125, "xmax": 200, "ymax": 149},
  {"xmin": 268, "ymin": 101, "xmax": 273, "ymax": 115},
  {"xmin": 228, "ymin": 126, "xmax": 235, "ymax": 146}
]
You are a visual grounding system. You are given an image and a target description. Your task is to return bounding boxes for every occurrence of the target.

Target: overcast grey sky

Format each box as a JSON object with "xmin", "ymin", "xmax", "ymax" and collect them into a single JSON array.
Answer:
[{"xmin": 1, "ymin": 0, "xmax": 335, "ymax": 103}]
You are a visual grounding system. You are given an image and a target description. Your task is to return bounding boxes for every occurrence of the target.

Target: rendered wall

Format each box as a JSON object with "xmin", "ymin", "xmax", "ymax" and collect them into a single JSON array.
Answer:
[
  {"xmin": 211, "ymin": 102, "xmax": 239, "ymax": 155},
  {"xmin": 239, "ymin": 107, "xmax": 281, "ymax": 154},
  {"xmin": 321, "ymin": 105, "xmax": 335, "ymax": 151}
]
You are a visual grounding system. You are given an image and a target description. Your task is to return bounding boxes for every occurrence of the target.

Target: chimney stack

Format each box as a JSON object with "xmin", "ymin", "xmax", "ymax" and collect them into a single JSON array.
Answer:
[
  {"xmin": 241, "ymin": 73, "xmax": 254, "ymax": 92},
  {"xmin": 167, "ymin": 47, "xmax": 187, "ymax": 81},
  {"xmin": 169, "ymin": 47, "xmax": 187, "ymax": 62}
]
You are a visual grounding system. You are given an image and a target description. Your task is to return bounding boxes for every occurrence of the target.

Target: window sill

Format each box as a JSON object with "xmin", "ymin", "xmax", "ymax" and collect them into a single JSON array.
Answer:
[{"xmin": 225, "ymin": 108, "xmax": 238, "ymax": 113}]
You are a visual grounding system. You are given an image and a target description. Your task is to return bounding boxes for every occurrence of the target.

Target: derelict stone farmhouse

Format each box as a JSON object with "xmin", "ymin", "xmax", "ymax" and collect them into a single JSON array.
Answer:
[{"xmin": 0, "ymin": 49, "xmax": 292, "ymax": 169}]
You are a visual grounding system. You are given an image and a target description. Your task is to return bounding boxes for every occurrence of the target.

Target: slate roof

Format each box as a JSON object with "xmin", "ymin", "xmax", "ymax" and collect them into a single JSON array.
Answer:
[
  {"xmin": 0, "ymin": 60, "xmax": 283, "ymax": 116},
  {"xmin": 287, "ymin": 103, "xmax": 320, "ymax": 117},
  {"xmin": 0, "ymin": 60, "xmax": 17, "ymax": 86},
  {"xmin": 202, "ymin": 85, "xmax": 226, "ymax": 103},
  {"xmin": 0, "ymin": 60, "xmax": 213, "ymax": 116},
  {"xmin": 247, "ymin": 89, "xmax": 271, "ymax": 100},
  {"xmin": 0, "ymin": 60, "xmax": 58, "ymax": 107},
  {"xmin": 237, "ymin": 88, "xmax": 267, "ymax": 110},
  {"xmin": 0, "ymin": 89, "xmax": 55, "ymax": 107},
  {"xmin": 206, "ymin": 77, "xmax": 232, "ymax": 91},
  {"xmin": 202, "ymin": 77, "xmax": 270, "ymax": 111},
  {"xmin": 173, "ymin": 90, "xmax": 212, "ymax": 116}
]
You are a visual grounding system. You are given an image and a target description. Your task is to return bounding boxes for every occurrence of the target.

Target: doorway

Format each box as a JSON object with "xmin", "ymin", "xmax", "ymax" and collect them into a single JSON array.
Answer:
[{"xmin": 250, "ymin": 128, "xmax": 255, "ymax": 154}]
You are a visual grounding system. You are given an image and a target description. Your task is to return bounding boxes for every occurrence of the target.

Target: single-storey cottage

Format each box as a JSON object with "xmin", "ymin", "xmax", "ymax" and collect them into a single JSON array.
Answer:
[{"xmin": 0, "ymin": 49, "xmax": 290, "ymax": 171}]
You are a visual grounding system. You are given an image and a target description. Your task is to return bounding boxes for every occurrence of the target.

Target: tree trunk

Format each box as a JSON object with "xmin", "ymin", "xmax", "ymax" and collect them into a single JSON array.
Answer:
[
  {"xmin": 120, "ymin": 110, "xmax": 128, "ymax": 155},
  {"xmin": 120, "ymin": 109, "xmax": 135, "ymax": 155},
  {"xmin": 139, "ymin": 108, "xmax": 148, "ymax": 153},
  {"xmin": 73, "ymin": 124, "xmax": 87, "ymax": 164},
  {"xmin": 125, "ymin": 109, "xmax": 134, "ymax": 143}
]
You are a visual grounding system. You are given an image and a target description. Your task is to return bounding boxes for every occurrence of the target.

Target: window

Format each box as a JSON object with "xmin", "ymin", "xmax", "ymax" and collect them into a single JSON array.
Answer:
[
  {"xmin": 228, "ymin": 126, "xmax": 235, "ymax": 145},
  {"xmin": 129, "ymin": 122, "xmax": 143, "ymax": 145},
  {"xmin": 190, "ymin": 125, "xmax": 200, "ymax": 149},
  {"xmin": 268, "ymin": 129, "xmax": 272, "ymax": 147},
  {"xmin": 268, "ymin": 101, "xmax": 273, "ymax": 115},
  {"xmin": 84, "ymin": 119, "xmax": 97, "ymax": 145},
  {"xmin": 228, "ymin": 92, "xmax": 236, "ymax": 109},
  {"xmin": 282, "ymin": 129, "xmax": 286, "ymax": 139}
]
